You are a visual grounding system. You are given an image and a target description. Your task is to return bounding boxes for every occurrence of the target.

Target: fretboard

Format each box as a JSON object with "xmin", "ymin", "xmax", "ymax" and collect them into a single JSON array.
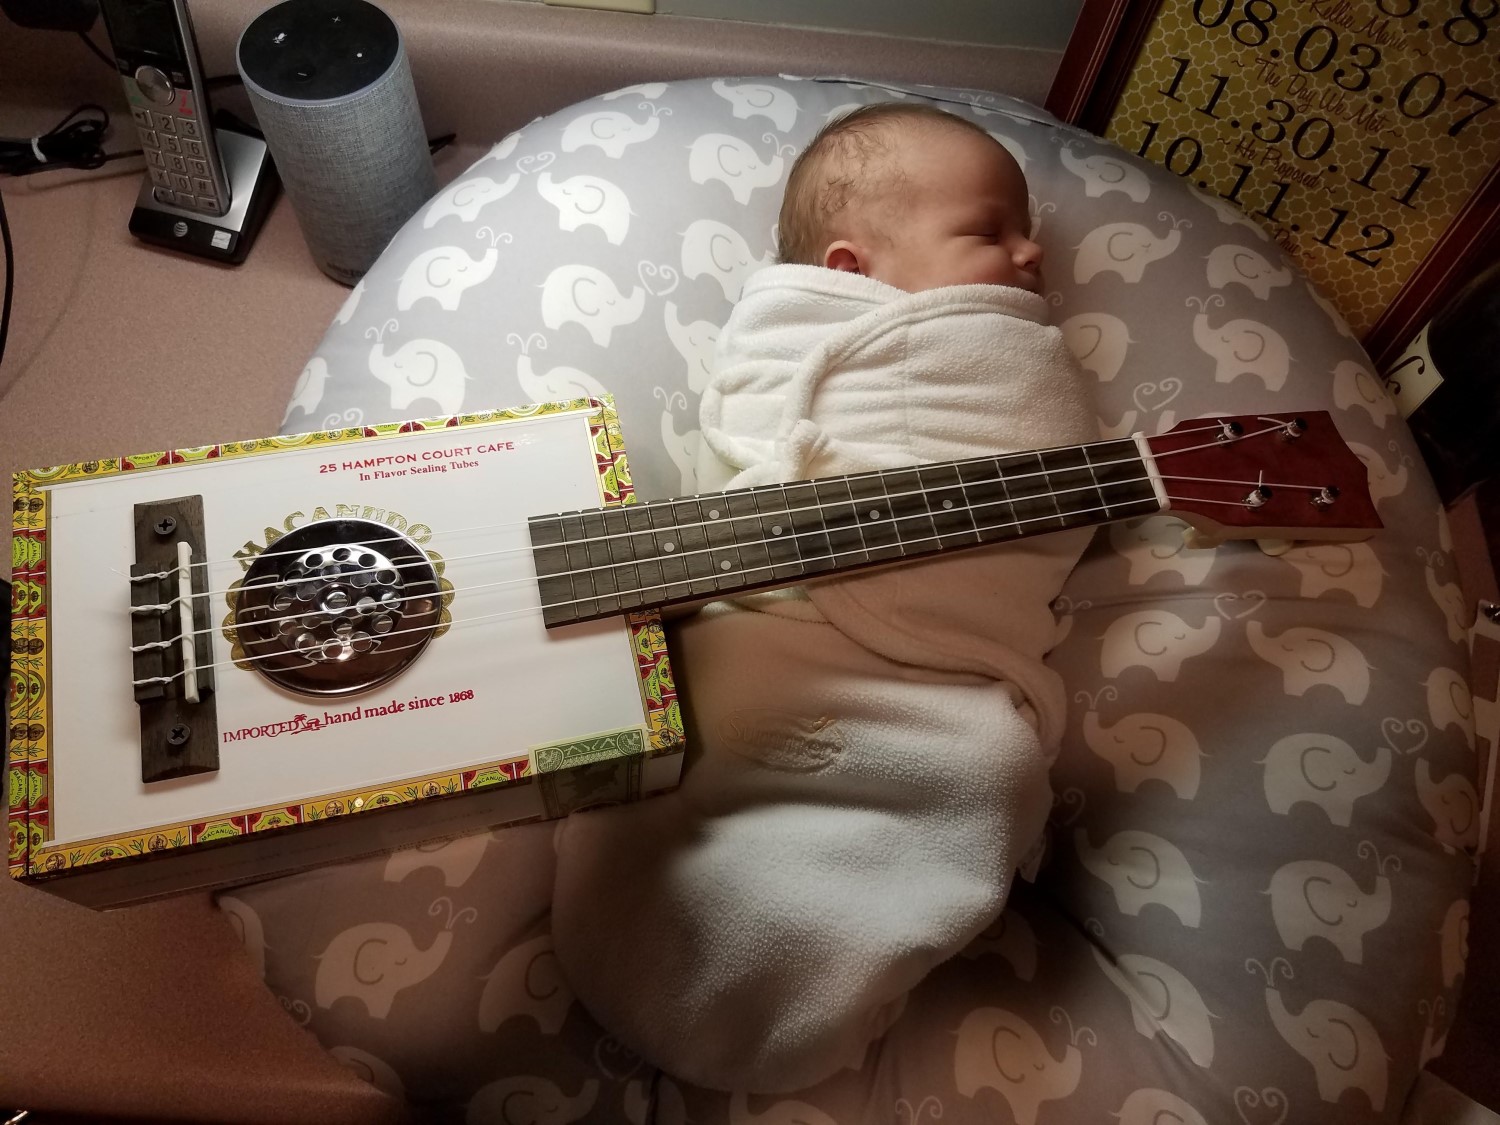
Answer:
[{"xmin": 529, "ymin": 437, "xmax": 1162, "ymax": 628}]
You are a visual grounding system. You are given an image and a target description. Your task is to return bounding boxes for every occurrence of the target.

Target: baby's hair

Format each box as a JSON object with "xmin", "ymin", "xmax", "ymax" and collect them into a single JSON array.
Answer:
[{"xmin": 777, "ymin": 103, "xmax": 1001, "ymax": 267}]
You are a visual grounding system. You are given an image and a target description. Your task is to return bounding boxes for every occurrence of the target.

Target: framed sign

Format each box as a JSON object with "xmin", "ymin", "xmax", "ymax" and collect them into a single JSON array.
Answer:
[{"xmin": 1048, "ymin": 0, "xmax": 1500, "ymax": 368}]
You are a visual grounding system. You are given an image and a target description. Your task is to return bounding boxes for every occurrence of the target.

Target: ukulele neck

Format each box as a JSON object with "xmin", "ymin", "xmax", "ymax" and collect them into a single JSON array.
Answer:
[{"xmin": 529, "ymin": 436, "xmax": 1163, "ymax": 627}]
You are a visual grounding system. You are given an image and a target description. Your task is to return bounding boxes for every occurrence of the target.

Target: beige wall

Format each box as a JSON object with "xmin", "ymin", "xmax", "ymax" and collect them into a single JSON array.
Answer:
[{"xmin": 528, "ymin": 0, "xmax": 1090, "ymax": 50}]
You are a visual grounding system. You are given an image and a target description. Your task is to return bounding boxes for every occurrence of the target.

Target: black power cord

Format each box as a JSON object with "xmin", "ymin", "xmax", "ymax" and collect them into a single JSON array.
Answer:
[
  {"xmin": 0, "ymin": 45, "xmax": 454, "ymax": 369},
  {"xmin": 0, "ymin": 104, "xmax": 140, "ymax": 176},
  {"xmin": 76, "ymin": 26, "xmax": 114, "ymax": 67},
  {"xmin": 0, "ymin": 186, "xmax": 12, "ymax": 373}
]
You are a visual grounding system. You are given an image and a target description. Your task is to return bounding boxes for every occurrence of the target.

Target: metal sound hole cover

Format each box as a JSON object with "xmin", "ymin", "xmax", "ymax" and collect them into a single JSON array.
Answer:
[{"xmin": 232, "ymin": 519, "xmax": 440, "ymax": 696}]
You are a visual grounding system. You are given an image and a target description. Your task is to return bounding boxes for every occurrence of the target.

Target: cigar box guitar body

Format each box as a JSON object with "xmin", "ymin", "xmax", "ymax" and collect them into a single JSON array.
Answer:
[
  {"xmin": 9, "ymin": 400, "xmax": 683, "ymax": 908},
  {"xmin": 8, "ymin": 403, "xmax": 1378, "ymax": 908}
]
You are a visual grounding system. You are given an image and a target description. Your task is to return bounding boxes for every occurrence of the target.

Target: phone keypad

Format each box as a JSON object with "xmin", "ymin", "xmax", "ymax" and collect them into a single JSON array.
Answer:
[{"xmin": 134, "ymin": 104, "xmax": 223, "ymax": 215}]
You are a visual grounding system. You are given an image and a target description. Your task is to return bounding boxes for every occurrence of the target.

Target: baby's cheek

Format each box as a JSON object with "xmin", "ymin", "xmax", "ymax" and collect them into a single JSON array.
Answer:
[{"xmin": 974, "ymin": 253, "xmax": 1017, "ymax": 286}]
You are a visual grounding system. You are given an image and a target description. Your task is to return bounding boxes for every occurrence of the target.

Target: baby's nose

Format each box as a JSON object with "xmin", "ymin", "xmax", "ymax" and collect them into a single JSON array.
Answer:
[{"xmin": 1016, "ymin": 239, "xmax": 1044, "ymax": 271}]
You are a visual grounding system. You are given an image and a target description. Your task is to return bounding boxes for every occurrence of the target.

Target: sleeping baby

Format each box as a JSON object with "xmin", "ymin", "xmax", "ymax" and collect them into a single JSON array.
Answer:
[{"xmin": 552, "ymin": 103, "xmax": 1098, "ymax": 1093}]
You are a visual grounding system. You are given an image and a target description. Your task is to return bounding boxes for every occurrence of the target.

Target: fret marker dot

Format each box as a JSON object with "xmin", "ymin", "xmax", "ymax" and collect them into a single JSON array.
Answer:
[
  {"xmin": 772, "ymin": 524, "xmax": 783, "ymax": 535},
  {"xmin": 708, "ymin": 509, "xmax": 720, "ymax": 519},
  {"xmin": 868, "ymin": 509, "xmax": 881, "ymax": 519},
  {"xmin": 662, "ymin": 542, "xmax": 675, "ymax": 552},
  {"xmin": 942, "ymin": 500, "xmax": 954, "ymax": 509},
  {"xmin": 720, "ymin": 560, "xmax": 731, "ymax": 571}
]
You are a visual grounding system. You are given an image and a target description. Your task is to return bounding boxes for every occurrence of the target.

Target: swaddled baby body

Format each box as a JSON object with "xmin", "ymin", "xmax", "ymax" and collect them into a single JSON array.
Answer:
[{"xmin": 552, "ymin": 104, "xmax": 1098, "ymax": 1093}]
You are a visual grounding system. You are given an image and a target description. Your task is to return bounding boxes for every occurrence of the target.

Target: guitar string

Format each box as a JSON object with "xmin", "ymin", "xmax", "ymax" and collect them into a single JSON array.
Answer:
[
  {"xmin": 130, "ymin": 470, "xmax": 1164, "ymax": 654},
  {"xmin": 122, "ymin": 418, "xmax": 1312, "ymax": 594},
  {"xmin": 121, "ymin": 427, "xmax": 1311, "ymax": 589},
  {"xmin": 132, "ymin": 486, "xmax": 1218, "ymax": 687},
  {"xmin": 120, "ymin": 440, "xmax": 1160, "ymax": 580},
  {"xmin": 125, "ymin": 423, "xmax": 1339, "ymax": 652},
  {"xmin": 128, "ymin": 460, "xmax": 1159, "ymax": 607},
  {"xmin": 82, "ymin": 415, "xmax": 1256, "ymax": 579}
]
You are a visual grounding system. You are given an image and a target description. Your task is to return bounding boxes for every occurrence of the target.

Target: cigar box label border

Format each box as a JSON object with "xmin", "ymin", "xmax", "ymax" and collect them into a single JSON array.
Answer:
[{"xmin": 8, "ymin": 397, "xmax": 684, "ymax": 882}]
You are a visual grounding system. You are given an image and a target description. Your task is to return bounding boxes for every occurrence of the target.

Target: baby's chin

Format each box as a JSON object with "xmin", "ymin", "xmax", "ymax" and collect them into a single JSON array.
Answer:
[
  {"xmin": 967, "ymin": 269, "xmax": 1042, "ymax": 293},
  {"xmin": 982, "ymin": 273, "xmax": 1042, "ymax": 294},
  {"xmin": 905, "ymin": 272, "xmax": 1043, "ymax": 294}
]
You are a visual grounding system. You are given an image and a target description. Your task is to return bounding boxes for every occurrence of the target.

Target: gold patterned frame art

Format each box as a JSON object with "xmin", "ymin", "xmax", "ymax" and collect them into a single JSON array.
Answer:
[
  {"xmin": 8, "ymin": 397, "xmax": 683, "ymax": 885},
  {"xmin": 1047, "ymin": 0, "xmax": 1500, "ymax": 369}
]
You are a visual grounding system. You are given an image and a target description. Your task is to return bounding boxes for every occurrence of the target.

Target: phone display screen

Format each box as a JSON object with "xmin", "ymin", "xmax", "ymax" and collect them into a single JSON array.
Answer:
[{"xmin": 99, "ymin": 0, "xmax": 187, "ymax": 68}]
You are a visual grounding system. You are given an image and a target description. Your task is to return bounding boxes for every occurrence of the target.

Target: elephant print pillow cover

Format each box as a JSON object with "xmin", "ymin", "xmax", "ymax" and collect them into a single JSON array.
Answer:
[{"xmin": 232, "ymin": 76, "xmax": 1480, "ymax": 1124}]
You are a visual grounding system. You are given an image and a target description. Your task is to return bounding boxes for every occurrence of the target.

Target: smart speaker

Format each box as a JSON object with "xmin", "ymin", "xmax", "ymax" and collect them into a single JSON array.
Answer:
[{"xmin": 237, "ymin": 0, "xmax": 435, "ymax": 285}]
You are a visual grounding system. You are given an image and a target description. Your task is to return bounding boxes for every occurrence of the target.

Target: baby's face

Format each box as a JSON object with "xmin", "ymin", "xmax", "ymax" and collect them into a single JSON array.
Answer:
[{"xmin": 833, "ymin": 127, "xmax": 1043, "ymax": 295}]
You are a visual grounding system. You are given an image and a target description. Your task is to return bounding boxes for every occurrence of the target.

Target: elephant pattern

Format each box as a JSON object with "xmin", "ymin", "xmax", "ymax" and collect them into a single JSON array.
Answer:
[
  {"xmin": 953, "ymin": 1007, "xmax": 1084, "ymax": 1125},
  {"xmin": 226, "ymin": 76, "xmax": 1479, "ymax": 1125},
  {"xmin": 1260, "ymin": 961, "xmax": 1391, "ymax": 1113},
  {"xmin": 313, "ymin": 897, "xmax": 476, "ymax": 1020},
  {"xmin": 1076, "ymin": 827, "xmax": 1204, "ymax": 927},
  {"xmin": 1265, "ymin": 851, "xmax": 1395, "ymax": 964}
]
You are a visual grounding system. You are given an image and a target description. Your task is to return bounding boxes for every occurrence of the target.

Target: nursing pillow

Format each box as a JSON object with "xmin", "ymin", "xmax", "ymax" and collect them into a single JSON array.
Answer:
[{"xmin": 224, "ymin": 76, "xmax": 1476, "ymax": 1124}]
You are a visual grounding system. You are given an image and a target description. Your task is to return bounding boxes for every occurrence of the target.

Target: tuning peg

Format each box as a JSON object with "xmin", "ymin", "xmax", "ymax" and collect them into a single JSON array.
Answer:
[{"xmin": 1214, "ymin": 420, "xmax": 1245, "ymax": 442}]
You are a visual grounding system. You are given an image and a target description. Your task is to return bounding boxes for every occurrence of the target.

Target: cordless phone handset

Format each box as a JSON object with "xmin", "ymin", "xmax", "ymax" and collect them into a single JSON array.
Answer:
[{"xmin": 96, "ymin": 0, "xmax": 232, "ymax": 218}]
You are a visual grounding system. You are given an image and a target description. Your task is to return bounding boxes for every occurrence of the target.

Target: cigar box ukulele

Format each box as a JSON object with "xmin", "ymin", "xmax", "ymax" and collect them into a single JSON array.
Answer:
[
  {"xmin": 8, "ymin": 400, "xmax": 682, "ymax": 908},
  {"xmin": 9, "ymin": 400, "xmax": 1380, "ymax": 909}
]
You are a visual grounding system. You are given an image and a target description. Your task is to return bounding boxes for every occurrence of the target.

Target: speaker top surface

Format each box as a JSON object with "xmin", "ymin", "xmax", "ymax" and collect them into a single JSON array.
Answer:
[{"xmin": 238, "ymin": 0, "xmax": 400, "ymax": 102}]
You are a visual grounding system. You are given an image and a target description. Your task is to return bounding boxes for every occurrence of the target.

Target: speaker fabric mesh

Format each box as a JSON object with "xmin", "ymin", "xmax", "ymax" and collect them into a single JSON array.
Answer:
[{"xmin": 240, "ymin": 13, "xmax": 434, "ymax": 285}]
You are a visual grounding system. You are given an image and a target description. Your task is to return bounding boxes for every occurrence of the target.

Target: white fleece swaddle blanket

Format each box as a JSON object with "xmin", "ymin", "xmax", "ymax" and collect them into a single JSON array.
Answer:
[{"xmin": 552, "ymin": 265, "xmax": 1097, "ymax": 1093}]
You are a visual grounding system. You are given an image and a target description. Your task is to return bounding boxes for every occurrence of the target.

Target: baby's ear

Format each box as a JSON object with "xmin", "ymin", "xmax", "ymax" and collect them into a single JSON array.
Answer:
[{"xmin": 824, "ymin": 241, "xmax": 865, "ymax": 274}]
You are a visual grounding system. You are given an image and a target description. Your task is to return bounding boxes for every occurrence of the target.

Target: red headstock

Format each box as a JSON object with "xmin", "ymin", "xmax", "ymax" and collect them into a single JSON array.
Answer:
[{"xmin": 1143, "ymin": 411, "xmax": 1382, "ymax": 544}]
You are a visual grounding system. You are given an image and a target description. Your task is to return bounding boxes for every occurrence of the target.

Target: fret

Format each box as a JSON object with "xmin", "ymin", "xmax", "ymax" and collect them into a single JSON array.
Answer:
[
  {"xmin": 844, "ymin": 471, "xmax": 903, "ymax": 562},
  {"xmin": 647, "ymin": 501, "xmax": 693, "ymax": 604},
  {"xmin": 755, "ymin": 485, "xmax": 803, "ymax": 582},
  {"xmin": 701, "ymin": 498, "xmax": 745, "ymax": 591},
  {"xmin": 670, "ymin": 498, "xmax": 721, "ymax": 597},
  {"xmin": 1084, "ymin": 439, "xmax": 1160, "ymax": 518},
  {"xmin": 579, "ymin": 509, "xmax": 620, "ymax": 617},
  {"xmin": 528, "ymin": 514, "xmax": 577, "ymax": 627},
  {"xmin": 623, "ymin": 503, "xmax": 663, "ymax": 609},
  {"xmin": 881, "ymin": 467, "xmax": 939, "ymax": 559},
  {"xmin": 560, "ymin": 513, "xmax": 597, "ymax": 621},
  {"xmin": 601, "ymin": 506, "xmax": 645, "ymax": 612},
  {"xmin": 916, "ymin": 463, "xmax": 981, "ymax": 549},
  {"xmin": 725, "ymin": 489, "xmax": 773, "ymax": 587},
  {"xmin": 958, "ymin": 457, "xmax": 1020, "ymax": 542},
  {"xmin": 782, "ymin": 482, "xmax": 834, "ymax": 576},
  {"xmin": 813, "ymin": 477, "xmax": 871, "ymax": 569},
  {"xmin": 1033, "ymin": 445, "xmax": 1103, "ymax": 531},
  {"xmin": 989, "ymin": 452, "xmax": 1064, "ymax": 537}
]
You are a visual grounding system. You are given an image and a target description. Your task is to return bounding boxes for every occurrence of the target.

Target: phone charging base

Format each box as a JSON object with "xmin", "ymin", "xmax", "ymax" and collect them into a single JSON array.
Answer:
[{"xmin": 128, "ymin": 128, "xmax": 278, "ymax": 266}]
